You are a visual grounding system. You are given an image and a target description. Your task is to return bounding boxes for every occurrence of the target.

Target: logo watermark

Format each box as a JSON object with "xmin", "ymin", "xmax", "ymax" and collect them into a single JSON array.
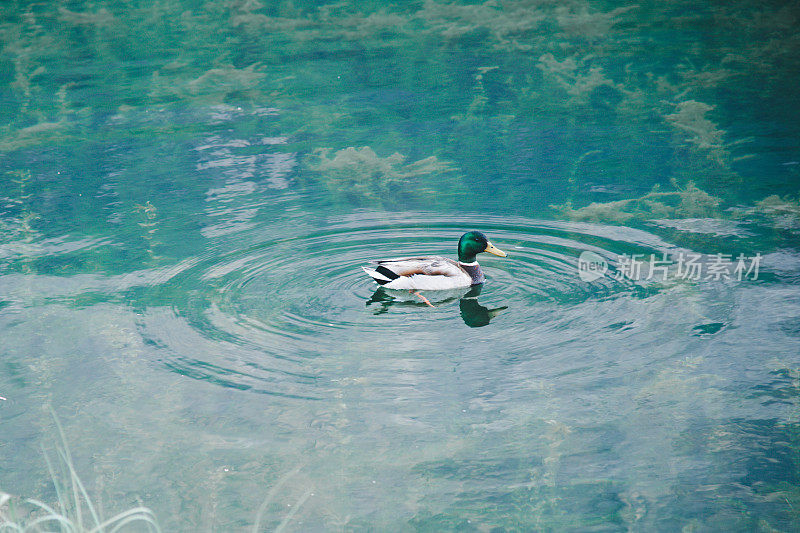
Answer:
[
  {"xmin": 578, "ymin": 252, "xmax": 762, "ymax": 282},
  {"xmin": 578, "ymin": 251, "xmax": 608, "ymax": 282}
]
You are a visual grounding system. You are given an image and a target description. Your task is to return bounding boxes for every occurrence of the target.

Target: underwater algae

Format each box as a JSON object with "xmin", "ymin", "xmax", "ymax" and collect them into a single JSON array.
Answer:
[
  {"xmin": 2, "ymin": 0, "xmax": 796, "ymax": 215},
  {"xmin": 551, "ymin": 181, "xmax": 722, "ymax": 223},
  {"xmin": 305, "ymin": 146, "xmax": 463, "ymax": 207}
]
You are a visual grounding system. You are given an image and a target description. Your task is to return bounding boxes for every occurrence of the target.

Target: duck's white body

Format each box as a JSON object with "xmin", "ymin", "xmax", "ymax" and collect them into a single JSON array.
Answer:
[
  {"xmin": 362, "ymin": 232, "xmax": 506, "ymax": 291},
  {"xmin": 362, "ymin": 256, "xmax": 484, "ymax": 290}
]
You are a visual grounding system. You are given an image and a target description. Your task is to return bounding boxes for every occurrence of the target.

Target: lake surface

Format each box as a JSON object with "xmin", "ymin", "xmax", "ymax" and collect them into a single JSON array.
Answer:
[{"xmin": 1, "ymin": 0, "xmax": 799, "ymax": 530}]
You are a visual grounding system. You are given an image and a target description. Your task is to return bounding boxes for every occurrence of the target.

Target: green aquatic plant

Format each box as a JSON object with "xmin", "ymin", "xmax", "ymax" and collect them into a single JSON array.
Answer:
[
  {"xmin": 228, "ymin": 1, "xmax": 409, "ymax": 47},
  {"xmin": 660, "ymin": 98, "xmax": 749, "ymax": 196},
  {"xmin": 57, "ymin": 6, "xmax": 115, "ymax": 27},
  {"xmin": 0, "ymin": 410, "xmax": 161, "ymax": 533},
  {"xmin": 555, "ymin": 5, "xmax": 637, "ymax": 40},
  {"xmin": 133, "ymin": 201, "xmax": 162, "ymax": 262},
  {"xmin": 0, "ymin": 170, "xmax": 41, "ymax": 275},
  {"xmin": 415, "ymin": 0, "xmax": 546, "ymax": 50},
  {"xmin": 0, "ymin": 121, "xmax": 73, "ymax": 153},
  {"xmin": 551, "ymin": 181, "xmax": 722, "ymax": 223},
  {"xmin": 0, "ymin": 0, "xmax": 782, "ymax": 218},
  {"xmin": 537, "ymin": 53, "xmax": 624, "ymax": 104},
  {"xmin": 150, "ymin": 64, "xmax": 267, "ymax": 101},
  {"xmin": 304, "ymin": 146, "xmax": 462, "ymax": 207},
  {"xmin": 664, "ymin": 100, "xmax": 729, "ymax": 165},
  {"xmin": 750, "ymin": 194, "xmax": 800, "ymax": 231}
]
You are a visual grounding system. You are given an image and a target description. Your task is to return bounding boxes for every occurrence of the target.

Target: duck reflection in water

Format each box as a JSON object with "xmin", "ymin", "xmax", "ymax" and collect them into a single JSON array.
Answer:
[{"xmin": 366, "ymin": 284, "xmax": 507, "ymax": 328}]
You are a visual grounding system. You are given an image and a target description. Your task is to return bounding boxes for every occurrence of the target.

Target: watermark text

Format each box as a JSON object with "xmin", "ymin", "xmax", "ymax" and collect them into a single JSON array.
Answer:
[{"xmin": 578, "ymin": 251, "xmax": 761, "ymax": 282}]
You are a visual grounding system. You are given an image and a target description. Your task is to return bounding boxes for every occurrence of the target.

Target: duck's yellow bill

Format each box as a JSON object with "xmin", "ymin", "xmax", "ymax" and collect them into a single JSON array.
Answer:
[{"xmin": 484, "ymin": 242, "xmax": 507, "ymax": 257}]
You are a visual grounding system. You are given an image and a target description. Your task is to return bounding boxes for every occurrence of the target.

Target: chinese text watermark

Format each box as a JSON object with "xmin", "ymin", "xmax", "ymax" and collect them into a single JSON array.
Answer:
[{"xmin": 578, "ymin": 251, "xmax": 761, "ymax": 282}]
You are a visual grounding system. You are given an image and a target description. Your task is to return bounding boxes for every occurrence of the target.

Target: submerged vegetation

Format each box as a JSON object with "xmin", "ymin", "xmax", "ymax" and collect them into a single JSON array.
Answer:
[
  {"xmin": 0, "ymin": 411, "xmax": 161, "ymax": 533},
  {"xmin": 751, "ymin": 194, "xmax": 800, "ymax": 231},
  {"xmin": 0, "ymin": 411, "xmax": 318, "ymax": 532},
  {"xmin": 552, "ymin": 180, "xmax": 722, "ymax": 223},
  {"xmin": 2, "ymin": 0, "xmax": 798, "ymax": 225},
  {"xmin": 305, "ymin": 146, "xmax": 461, "ymax": 207}
]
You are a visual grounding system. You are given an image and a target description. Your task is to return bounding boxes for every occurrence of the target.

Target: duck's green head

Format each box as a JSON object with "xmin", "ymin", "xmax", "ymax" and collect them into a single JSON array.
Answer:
[{"xmin": 457, "ymin": 231, "xmax": 507, "ymax": 263}]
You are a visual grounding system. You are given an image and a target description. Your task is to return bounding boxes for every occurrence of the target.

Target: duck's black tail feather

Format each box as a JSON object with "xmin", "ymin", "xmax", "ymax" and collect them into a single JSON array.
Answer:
[{"xmin": 374, "ymin": 265, "xmax": 400, "ymax": 283}]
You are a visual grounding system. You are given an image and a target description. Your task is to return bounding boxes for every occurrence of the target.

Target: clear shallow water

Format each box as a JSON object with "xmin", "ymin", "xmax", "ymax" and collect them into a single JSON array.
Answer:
[{"xmin": 1, "ymin": 0, "xmax": 800, "ymax": 531}]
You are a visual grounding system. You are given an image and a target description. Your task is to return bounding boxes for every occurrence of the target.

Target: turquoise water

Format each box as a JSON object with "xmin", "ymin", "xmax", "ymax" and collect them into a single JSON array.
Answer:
[{"xmin": 1, "ymin": 0, "xmax": 800, "ymax": 530}]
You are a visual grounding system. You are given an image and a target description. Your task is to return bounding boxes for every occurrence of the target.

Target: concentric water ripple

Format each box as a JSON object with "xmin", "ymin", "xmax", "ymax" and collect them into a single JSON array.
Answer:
[{"xmin": 130, "ymin": 213, "xmax": 702, "ymax": 398}]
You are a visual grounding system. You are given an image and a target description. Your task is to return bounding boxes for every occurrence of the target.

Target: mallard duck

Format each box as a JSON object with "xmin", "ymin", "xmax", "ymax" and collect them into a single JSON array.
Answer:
[{"xmin": 362, "ymin": 231, "xmax": 507, "ymax": 291}]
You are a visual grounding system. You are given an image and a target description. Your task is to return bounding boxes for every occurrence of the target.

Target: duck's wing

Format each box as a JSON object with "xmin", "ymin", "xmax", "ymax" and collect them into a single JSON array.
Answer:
[
  {"xmin": 363, "ymin": 256, "xmax": 470, "ymax": 290},
  {"xmin": 369, "ymin": 256, "xmax": 464, "ymax": 278}
]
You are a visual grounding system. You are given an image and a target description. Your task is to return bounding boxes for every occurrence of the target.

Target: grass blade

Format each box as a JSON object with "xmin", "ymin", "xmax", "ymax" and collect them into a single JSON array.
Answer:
[
  {"xmin": 274, "ymin": 488, "xmax": 313, "ymax": 533},
  {"xmin": 1, "ymin": 408, "xmax": 162, "ymax": 533},
  {"xmin": 90, "ymin": 506, "xmax": 161, "ymax": 533},
  {"xmin": 23, "ymin": 512, "xmax": 76, "ymax": 532},
  {"xmin": 41, "ymin": 445, "xmax": 68, "ymax": 518},
  {"xmin": 251, "ymin": 464, "xmax": 304, "ymax": 533},
  {"xmin": 56, "ymin": 447, "xmax": 103, "ymax": 529},
  {"xmin": 49, "ymin": 408, "xmax": 87, "ymax": 530}
]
